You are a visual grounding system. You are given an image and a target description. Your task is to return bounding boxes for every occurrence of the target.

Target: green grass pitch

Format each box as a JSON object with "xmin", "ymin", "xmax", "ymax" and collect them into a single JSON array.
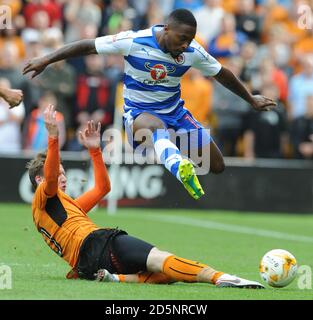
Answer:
[{"xmin": 0, "ymin": 203, "xmax": 312, "ymax": 300}]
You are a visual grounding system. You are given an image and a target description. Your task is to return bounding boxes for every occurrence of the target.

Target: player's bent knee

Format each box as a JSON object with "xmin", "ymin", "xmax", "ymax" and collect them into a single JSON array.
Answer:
[
  {"xmin": 134, "ymin": 113, "xmax": 165, "ymax": 134},
  {"xmin": 146, "ymin": 122, "xmax": 165, "ymax": 133},
  {"xmin": 146, "ymin": 247, "xmax": 172, "ymax": 273}
]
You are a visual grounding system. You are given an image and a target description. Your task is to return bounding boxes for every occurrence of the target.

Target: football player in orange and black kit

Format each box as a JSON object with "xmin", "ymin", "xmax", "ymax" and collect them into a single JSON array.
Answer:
[{"xmin": 26, "ymin": 104, "xmax": 264, "ymax": 289}]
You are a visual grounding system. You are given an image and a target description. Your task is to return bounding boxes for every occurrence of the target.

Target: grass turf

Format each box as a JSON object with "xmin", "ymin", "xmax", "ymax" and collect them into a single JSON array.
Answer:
[{"xmin": 0, "ymin": 203, "xmax": 312, "ymax": 300}]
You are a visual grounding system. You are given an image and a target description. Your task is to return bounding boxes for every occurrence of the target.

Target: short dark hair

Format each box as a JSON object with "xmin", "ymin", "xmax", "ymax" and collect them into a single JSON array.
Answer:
[{"xmin": 167, "ymin": 9, "xmax": 197, "ymax": 28}]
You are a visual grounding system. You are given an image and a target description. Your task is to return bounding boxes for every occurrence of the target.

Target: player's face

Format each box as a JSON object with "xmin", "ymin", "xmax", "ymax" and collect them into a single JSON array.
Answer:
[
  {"xmin": 164, "ymin": 23, "xmax": 196, "ymax": 58},
  {"xmin": 58, "ymin": 165, "xmax": 67, "ymax": 192}
]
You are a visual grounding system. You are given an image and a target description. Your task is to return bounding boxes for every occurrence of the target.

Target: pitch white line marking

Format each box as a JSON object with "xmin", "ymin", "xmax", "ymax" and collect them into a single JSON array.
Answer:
[{"xmin": 125, "ymin": 213, "xmax": 313, "ymax": 243}]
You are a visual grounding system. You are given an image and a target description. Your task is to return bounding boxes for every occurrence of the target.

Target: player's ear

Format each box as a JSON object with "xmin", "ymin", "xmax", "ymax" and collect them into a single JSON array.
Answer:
[
  {"xmin": 35, "ymin": 175, "xmax": 43, "ymax": 185},
  {"xmin": 164, "ymin": 24, "xmax": 169, "ymax": 32}
]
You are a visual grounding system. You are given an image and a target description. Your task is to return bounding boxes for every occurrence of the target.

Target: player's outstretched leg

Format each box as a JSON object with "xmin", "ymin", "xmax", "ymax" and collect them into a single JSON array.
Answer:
[
  {"xmin": 148, "ymin": 248, "xmax": 265, "ymax": 289},
  {"xmin": 90, "ymin": 243, "xmax": 263, "ymax": 288},
  {"xmin": 153, "ymin": 129, "xmax": 204, "ymax": 200},
  {"xmin": 93, "ymin": 267, "xmax": 264, "ymax": 288}
]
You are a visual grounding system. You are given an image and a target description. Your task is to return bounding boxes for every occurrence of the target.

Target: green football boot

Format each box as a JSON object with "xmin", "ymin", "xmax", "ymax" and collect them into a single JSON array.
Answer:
[{"xmin": 178, "ymin": 159, "xmax": 205, "ymax": 200}]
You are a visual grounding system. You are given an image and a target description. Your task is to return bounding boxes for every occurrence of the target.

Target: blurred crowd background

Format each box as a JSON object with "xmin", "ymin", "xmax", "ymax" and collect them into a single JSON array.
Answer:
[{"xmin": 0, "ymin": 0, "xmax": 313, "ymax": 160}]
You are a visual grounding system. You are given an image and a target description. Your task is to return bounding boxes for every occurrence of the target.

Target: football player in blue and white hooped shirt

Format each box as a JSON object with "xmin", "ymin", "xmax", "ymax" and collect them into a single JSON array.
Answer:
[{"xmin": 23, "ymin": 9, "xmax": 276, "ymax": 200}]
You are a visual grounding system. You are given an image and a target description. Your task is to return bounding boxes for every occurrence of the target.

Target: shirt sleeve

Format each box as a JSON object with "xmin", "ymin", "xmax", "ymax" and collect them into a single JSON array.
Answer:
[
  {"xmin": 32, "ymin": 137, "xmax": 60, "ymax": 211},
  {"xmin": 95, "ymin": 30, "xmax": 134, "ymax": 56},
  {"xmin": 43, "ymin": 136, "xmax": 59, "ymax": 198},
  {"xmin": 75, "ymin": 148, "xmax": 110, "ymax": 214},
  {"xmin": 191, "ymin": 41, "xmax": 222, "ymax": 77}
]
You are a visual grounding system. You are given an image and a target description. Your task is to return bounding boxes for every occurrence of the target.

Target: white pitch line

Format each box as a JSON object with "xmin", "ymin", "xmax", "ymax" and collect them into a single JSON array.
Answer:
[
  {"xmin": 3, "ymin": 263, "xmax": 56, "ymax": 268},
  {"xmin": 126, "ymin": 213, "xmax": 313, "ymax": 244}
]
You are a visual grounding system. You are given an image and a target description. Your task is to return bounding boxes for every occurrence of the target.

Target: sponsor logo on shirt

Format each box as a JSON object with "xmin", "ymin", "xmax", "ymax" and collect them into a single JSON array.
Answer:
[{"xmin": 144, "ymin": 63, "xmax": 176, "ymax": 83}]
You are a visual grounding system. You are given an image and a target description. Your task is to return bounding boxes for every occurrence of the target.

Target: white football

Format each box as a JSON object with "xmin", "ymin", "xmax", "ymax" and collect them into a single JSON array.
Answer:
[{"xmin": 259, "ymin": 249, "xmax": 298, "ymax": 288}]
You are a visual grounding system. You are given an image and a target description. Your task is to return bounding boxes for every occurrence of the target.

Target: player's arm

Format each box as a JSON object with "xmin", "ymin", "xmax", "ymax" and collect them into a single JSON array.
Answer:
[
  {"xmin": 213, "ymin": 66, "xmax": 277, "ymax": 111},
  {"xmin": 192, "ymin": 43, "xmax": 276, "ymax": 111},
  {"xmin": 43, "ymin": 104, "xmax": 60, "ymax": 197},
  {"xmin": 75, "ymin": 121, "xmax": 111, "ymax": 213},
  {"xmin": 23, "ymin": 31, "xmax": 133, "ymax": 79},
  {"xmin": 23, "ymin": 31, "xmax": 133, "ymax": 78},
  {"xmin": 23, "ymin": 39, "xmax": 97, "ymax": 78},
  {"xmin": 0, "ymin": 87, "xmax": 23, "ymax": 108}
]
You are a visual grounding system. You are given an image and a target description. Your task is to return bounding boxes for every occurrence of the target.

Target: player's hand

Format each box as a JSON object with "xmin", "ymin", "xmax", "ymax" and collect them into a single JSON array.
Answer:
[
  {"xmin": 79, "ymin": 120, "xmax": 101, "ymax": 149},
  {"xmin": 44, "ymin": 104, "xmax": 59, "ymax": 138},
  {"xmin": 251, "ymin": 95, "xmax": 277, "ymax": 111},
  {"xmin": 3, "ymin": 88, "xmax": 23, "ymax": 109},
  {"xmin": 23, "ymin": 57, "xmax": 49, "ymax": 79}
]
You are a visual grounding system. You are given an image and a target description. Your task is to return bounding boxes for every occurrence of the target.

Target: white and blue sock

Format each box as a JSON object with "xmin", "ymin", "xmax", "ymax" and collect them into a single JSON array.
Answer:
[{"xmin": 152, "ymin": 129, "xmax": 182, "ymax": 181}]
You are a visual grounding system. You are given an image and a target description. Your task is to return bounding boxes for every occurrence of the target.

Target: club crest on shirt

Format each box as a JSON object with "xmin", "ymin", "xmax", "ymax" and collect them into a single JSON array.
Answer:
[
  {"xmin": 174, "ymin": 53, "xmax": 185, "ymax": 65},
  {"xmin": 144, "ymin": 63, "xmax": 176, "ymax": 80}
]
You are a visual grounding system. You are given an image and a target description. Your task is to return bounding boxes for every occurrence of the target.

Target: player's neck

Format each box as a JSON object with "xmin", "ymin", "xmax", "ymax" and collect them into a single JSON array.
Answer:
[{"xmin": 155, "ymin": 30, "xmax": 167, "ymax": 52}]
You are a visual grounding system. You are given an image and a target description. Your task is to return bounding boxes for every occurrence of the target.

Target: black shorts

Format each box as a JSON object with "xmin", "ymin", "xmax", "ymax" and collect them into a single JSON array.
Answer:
[{"xmin": 77, "ymin": 228, "xmax": 154, "ymax": 280}]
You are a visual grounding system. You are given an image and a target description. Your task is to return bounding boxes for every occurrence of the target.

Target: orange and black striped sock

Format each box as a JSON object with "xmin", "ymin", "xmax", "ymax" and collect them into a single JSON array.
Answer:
[
  {"xmin": 118, "ymin": 274, "xmax": 126, "ymax": 282},
  {"xmin": 210, "ymin": 271, "xmax": 225, "ymax": 284},
  {"xmin": 162, "ymin": 255, "xmax": 208, "ymax": 283},
  {"xmin": 117, "ymin": 273, "xmax": 173, "ymax": 284},
  {"xmin": 138, "ymin": 272, "xmax": 174, "ymax": 284},
  {"xmin": 162, "ymin": 255, "xmax": 224, "ymax": 284}
]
